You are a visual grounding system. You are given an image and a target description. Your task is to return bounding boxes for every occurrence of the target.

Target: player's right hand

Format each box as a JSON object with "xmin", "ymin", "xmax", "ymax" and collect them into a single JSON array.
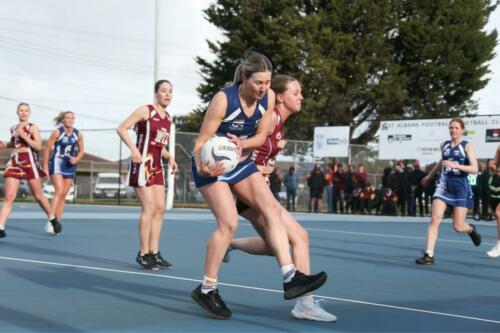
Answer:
[{"xmin": 199, "ymin": 161, "xmax": 224, "ymax": 177}]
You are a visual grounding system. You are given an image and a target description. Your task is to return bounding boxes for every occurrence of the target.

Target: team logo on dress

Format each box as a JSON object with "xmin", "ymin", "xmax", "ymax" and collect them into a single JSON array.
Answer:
[
  {"xmin": 230, "ymin": 120, "xmax": 245, "ymax": 130},
  {"xmin": 153, "ymin": 128, "xmax": 169, "ymax": 145},
  {"xmin": 276, "ymin": 132, "xmax": 282, "ymax": 140},
  {"xmin": 62, "ymin": 137, "xmax": 69, "ymax": 144},
  {"xmin": 444, "ymin": 148, "xmax": 451, "ymax": 156}
]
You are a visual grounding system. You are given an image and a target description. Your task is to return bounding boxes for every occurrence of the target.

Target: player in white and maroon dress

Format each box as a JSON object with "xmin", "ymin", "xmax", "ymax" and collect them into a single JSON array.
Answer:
[
  {"xmin": 117, "ymin": 80, "xmax": 177, "ymax": 270},
  {"xmin": 0, "ymin": 103, "xmax": 61, "ymax": 238},
  {"xmin": 227, "ymin": 75, "xmax": 336, "ymax": 322}
]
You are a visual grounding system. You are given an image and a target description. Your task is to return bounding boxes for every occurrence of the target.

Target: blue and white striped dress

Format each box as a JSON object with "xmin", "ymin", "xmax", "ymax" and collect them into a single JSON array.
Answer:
[{"xmin": 48, "ymin": 127, "xmax": 79, "ymax": 179}]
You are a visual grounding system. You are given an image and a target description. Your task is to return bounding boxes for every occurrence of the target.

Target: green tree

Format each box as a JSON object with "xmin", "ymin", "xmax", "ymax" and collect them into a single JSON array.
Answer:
[
  {"xmin": 395, "ymin": 0, "xmax": 498, "ymax": 119},
  {"xmin": 177, "ymin": 0, "xmax": 498, "ymax": 144}
]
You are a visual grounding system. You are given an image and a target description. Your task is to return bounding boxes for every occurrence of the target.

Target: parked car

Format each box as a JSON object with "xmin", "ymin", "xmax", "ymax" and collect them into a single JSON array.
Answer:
[
  {"xmin": 0, "ymin": 174, "xmax": 29, "ymax": 199},
  {"xmin": 42, "ymin": 182, "xmax": 76, "ymax": 201},
  {"xmin": 93, "ymin": 173, "xmax": 127, "ymax": 199}
]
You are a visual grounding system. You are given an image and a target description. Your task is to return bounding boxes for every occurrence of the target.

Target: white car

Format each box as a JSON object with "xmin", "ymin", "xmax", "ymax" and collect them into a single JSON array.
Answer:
[
  {"xmin": 42, "ymin": 182, "xmax": 76, "ymax": 201},
  {"xmin": 93, "ymin": 173, "xmax": 127, "ymax": 199}
]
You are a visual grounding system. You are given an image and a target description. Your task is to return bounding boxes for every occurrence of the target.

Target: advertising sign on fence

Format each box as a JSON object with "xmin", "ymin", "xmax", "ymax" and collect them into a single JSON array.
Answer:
[
  {"xmin": 313, "ymin": 126, "xmax": 350, "ymax": 157},
  {"xmin": 379, "ymin": 116, "xmax": 500, "ymax": 161}
]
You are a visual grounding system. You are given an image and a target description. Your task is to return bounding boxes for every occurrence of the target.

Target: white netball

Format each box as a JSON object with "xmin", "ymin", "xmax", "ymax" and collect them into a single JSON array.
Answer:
[{"xmin": 201, "ymin": 135, "xmax": 240, "ymax": 174}]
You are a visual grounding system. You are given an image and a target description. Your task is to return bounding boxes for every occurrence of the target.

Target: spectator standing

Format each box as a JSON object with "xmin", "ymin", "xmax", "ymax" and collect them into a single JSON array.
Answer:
[
  {"xmin": 354, "ymin": 164, "xmax": 368, "ymax": 188},
  {"xmin": 381, "ymin": 166, "xmax": 392, "ymax": 191},
  {"xmin": 307, "ymin": 163, "xmax": 325, "ymax": 213},
  {"xmin": 344, "ymin": 164, "xmax": 354, "ymax": 214},
  {"xmin": 409, "ymin": 161, "xmax": 427, "ymax": 217},
  {"xmin": 389, "ymin": 161, "xmax": 408, "ymax": 216},
  {"xmin": 333, "ymin": 164, "xmax": 346, "ymax": 213},
  {"xmin": 324, "ymin": 163, "xmax": 335, "ymax": 213},
  {"xmin": 283, "ymin": 166, "xmax": 299, "ymax": 211}
]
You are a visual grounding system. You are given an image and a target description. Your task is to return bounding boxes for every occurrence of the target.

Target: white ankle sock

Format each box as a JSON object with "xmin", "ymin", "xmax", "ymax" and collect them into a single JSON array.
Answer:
[
  {"xmin": 425, "ymin": 250, "xmax": 434, "ymax": 258},
  {"xmin": 201, "ymin": 275, "xmax": 217, "ymax": 294},
  {"xmin": 281, "ymin": 264, "xmax": 296, "ymax": 283},
  {"xmin": 298, "ymin": 294, "xmax": 314, "ymax": 305}
]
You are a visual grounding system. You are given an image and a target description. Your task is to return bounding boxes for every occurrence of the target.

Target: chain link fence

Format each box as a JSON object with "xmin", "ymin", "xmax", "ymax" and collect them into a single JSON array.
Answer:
[{"xmin": 1, "ymin": 129, "xmax": 389, "ymax": 209}]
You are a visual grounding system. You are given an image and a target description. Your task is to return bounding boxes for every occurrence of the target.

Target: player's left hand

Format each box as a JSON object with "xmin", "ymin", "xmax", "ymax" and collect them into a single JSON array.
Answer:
[
  {"xmin": 169, "ymin": 160, "xmax": 178, "ymax": 174},
  {"xmin": 226, "ymin": 133, "xmax": 242, "ymax": 157}
]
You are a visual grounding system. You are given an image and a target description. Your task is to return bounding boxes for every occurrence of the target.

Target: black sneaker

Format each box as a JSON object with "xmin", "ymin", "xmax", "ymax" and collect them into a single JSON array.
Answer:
[
  {"xmin": 468, "ymin": 224, "xmax": 481, "ymax": 246},
  {"xmin": 0, "ymin": 229, "xmax": 5, "ymax": 238},
  {"xmin": 151, "ymin": 251, "xmax": 173, "ymax": 269},
  {"xmin": 283, "ymin": 270, "xmax": 327, "ymax": 300},
  {"xmin": 136, "ymin": 252, "xmax": 158, "ymax": 270},
  {"xmin": 191, "ymin": 284, "xmax": 231, "ymax": 319},
  {"xmin": 50, "ymin": 218, "xmax": 62, "ymax": 234},
  {"xmin": 416, "ymin": 253, "xmax": 434, "ymax": 265}
]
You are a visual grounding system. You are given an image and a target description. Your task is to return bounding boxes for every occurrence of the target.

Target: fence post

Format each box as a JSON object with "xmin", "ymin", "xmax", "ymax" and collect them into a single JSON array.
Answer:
[
  {"xmin": 118, "ymin": 139, "xmax": 122, "ymax": 205},
  {"xmin": 166, "ymin": 124, "xmax": 176, "ymax": 210},
  {"xmin": 90, "ymin": 160, "xmax": 94, "ymax": 203}
]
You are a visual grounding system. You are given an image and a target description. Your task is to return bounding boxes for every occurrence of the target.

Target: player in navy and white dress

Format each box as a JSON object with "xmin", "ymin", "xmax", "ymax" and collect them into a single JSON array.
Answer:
[
  {"xmin": 43, "ymin": 111, "xmax": 84, "ymax": 232},
  {"xmin": 117, "ymin": 80, "xmax": 177, "ymax": 271},
  {"xmin": 190, "ymin": 51, "xmax": 326, "ymax": 320},
  {"xmin": 0, "ymin": 103, "xmax": 61, "ymax": 238},
  {"xmin": 225, "ymin": 75, "xmax": 336, "ymax": 322},
  {"xmin": 416, "ymin": 118, "xmax": 481, "ymax": 265}
]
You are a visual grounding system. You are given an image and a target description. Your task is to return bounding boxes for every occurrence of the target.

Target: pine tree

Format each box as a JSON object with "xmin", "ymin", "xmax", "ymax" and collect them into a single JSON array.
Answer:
[{"xmin": 176, "ymin": 0, "xmax": 498, "ymax": 144}]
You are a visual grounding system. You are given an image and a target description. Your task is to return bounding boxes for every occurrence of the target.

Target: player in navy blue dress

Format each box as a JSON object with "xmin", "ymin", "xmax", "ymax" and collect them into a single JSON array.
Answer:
[
  {"xmin": 190, "ymin": 51, "xmax": 326, "ymax": 319},
  {"xmin": 416, "ymin": 118, "xmax": 481, "ymax": 265},
  {"xmin": 43, "ymin": 111, "xmax": 84, "ymax": 233}
]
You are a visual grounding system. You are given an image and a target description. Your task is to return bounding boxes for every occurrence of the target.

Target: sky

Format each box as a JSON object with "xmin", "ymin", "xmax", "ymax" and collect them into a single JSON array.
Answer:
[{"xmin": 0, "ymin": 0, "xmax": 499, "ymax": 160}]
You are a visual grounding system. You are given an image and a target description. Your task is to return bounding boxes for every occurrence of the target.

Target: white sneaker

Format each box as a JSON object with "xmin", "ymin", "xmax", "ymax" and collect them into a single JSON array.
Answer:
[
  {"xmin": 291, "ymin": 299, "xmax": 337, "ymax": 322},
  {"xmin": 486, "ymin": 246, "xmax": 500, "ymax": 258},
  {"xmin": 44, "ymin": 221, "xmax": 55, "ymax": 235}
]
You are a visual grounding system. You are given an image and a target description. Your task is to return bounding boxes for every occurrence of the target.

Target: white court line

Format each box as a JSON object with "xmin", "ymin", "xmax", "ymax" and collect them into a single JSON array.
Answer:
[
  {"xmin": 1, "ymin": 255, "xmax": 499, "ymax": 325},
  {"xmin": 304, "ymin": 227, "xmax": 497, "ymax": 246},
  {"xmin": 166, "ymin": 218, "xmax": 497, "ymax": 247}
]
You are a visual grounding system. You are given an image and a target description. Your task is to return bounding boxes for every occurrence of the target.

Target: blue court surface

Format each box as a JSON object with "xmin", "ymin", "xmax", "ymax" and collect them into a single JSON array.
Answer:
[{"xmin": 1, "ymin": 203, "xmax": 499, "ymax": 332}]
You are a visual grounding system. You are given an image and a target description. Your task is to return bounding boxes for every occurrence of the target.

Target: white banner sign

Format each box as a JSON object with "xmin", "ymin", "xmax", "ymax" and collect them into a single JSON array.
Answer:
[
  {"xmin": 313, "ymin": 126, "xmax": 350, "ymax": 157},
  {"xmin": 379, "ymin": 116, "xmax": 500, "ymax": 161}
]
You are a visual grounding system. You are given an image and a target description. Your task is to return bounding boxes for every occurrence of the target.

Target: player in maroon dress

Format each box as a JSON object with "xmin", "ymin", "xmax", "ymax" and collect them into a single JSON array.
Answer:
[
  {"xmin": 228, "ymin": 75, "xmax": 337, "ymax": 322},
  {"xmin": 0, "ymin": 102, "xmax": 61, "ymax": 238},
  {"xmin": 117, "ymin": 80, "xmax": 178, "ymax": 270}
]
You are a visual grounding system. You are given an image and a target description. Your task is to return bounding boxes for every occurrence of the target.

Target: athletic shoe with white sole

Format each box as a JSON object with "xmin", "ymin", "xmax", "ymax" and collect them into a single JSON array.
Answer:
[
  {"xmin": 486, "ymin": 246, "xmax": 500, "ymax": 258},
  {"xmin": 291, "ymin": 299, "xmax": 337, "ymax": 322},
  {"xmin": 44, "ymin": 221, "xmax": 55, "ymax": 235}
]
